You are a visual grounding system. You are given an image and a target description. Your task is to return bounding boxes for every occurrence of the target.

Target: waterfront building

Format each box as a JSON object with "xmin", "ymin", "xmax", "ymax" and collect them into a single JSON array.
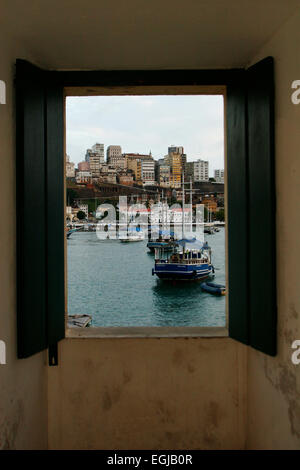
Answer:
[
  {"xmin": 186, "ymin": 159, "xmax": 209, "ymax": 182},
  {"xmin": 214, "ymin": 169, "xmax": 224, "ymax": 183}
]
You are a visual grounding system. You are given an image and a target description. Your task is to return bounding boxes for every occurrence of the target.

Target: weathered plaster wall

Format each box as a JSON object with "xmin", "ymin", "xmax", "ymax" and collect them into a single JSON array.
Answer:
[
  {"xmin": 1, "ymin": 0, "xmax": 299, "ymax": 450},
  {"xmin": 48, "ymin": 338, "xmax": 247, "ymax": 449},
  {"xmin": 246, "ymin": 9, "xmax": 300, "ymax": 450},
  {"xmin": 0, "ymin": 31, "xmax": 48, "ymax": 450}
]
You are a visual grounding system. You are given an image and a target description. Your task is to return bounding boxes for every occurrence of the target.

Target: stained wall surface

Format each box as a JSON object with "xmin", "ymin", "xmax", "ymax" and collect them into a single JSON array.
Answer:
[
  {"xmin": 48, "ymin": 338, "xmax": 247, "ymax": 449},
  {"xmin": 246, "ymin": 9, "xmax": 300, "ymax": 450},
  {"xmin": 0, "ymin": 31, "xmax": 48, "ymax": 450},
  {"xmin": 1, "ymin": 0, "xmax": 300, "ymax": 450}
]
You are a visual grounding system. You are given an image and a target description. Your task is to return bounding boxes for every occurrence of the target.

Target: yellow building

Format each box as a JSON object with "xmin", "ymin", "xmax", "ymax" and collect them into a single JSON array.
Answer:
[
  {"xmin": 164, "ymin": 152, "xmax": 183, "ymax": 187},
  {"xmin": 124, "ymin": 153, "xmax": 153, "ymax": 183}
]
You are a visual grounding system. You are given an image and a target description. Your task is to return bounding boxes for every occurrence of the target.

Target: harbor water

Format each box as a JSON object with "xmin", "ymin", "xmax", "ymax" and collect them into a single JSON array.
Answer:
[{"xmin": 67, "ymin": 228, "xmax": 226, "ymax": 327}]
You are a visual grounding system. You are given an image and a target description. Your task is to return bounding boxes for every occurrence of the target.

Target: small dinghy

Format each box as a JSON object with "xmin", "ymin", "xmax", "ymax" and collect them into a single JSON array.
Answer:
[
  {"xmin": 201, "ymin": 281, "xmax": 226, "ymax": 296},
  {"xmin": 67, "ymin": 314, "xmax": 92, "ymax": 328}
]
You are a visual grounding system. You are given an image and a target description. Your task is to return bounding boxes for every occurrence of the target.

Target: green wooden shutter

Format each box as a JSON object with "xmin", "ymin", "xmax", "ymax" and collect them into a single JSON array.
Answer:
[
  {"xmin": 16, "ymin": 60, "xmax": 65, "ymax": 358},
  {"xmin": 247, "ymin": 57, "xmax": 276, "ymax": 356},
  {"xmin": 45, "ymin": 83, "xmax": 65, "ymax": 351},
  {"xmin": 227, "ymin": 76, "xmax": 249, "ymax": 345},
  {"xmin": 228, "ymin": 57, "xmax": 276, "ymax": 356}
]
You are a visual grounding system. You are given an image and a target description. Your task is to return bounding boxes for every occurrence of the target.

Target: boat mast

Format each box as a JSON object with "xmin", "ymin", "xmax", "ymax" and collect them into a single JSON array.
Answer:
[
  {"xmin": 182, "ymin": 172, "xmax": 185, "ymax": 252},
  {"xmin": 190, "ymin": 177, "xmax": 192, "ymax": 236}
]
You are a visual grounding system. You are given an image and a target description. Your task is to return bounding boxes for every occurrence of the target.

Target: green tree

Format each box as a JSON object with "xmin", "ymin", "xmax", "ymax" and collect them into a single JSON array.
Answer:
[
  {"xmin": 215, "ymin": 208, "xmax": 225, "ymax": 221},
  {"xmin": 77, "ymin": 210, "xmax": 86, "ymax": 220}
]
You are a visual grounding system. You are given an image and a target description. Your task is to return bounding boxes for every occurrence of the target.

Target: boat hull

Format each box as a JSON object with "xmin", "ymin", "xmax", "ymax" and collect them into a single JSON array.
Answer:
[{"xmin": 153, "ymin": 262, "xmax": 214, "ymax": 281}]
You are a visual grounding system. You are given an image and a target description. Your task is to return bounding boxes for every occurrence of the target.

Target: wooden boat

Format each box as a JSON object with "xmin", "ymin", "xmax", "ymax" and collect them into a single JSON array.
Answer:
[{"xmin": 67, "ymin": 314, "xmax": 92, "ymax": 328}]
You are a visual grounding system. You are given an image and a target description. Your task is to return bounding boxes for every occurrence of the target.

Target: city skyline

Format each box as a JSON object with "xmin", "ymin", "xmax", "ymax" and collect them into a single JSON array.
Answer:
[{"xmin": 66, "ymin": 95, "xmax": 224, "ymax": 176}]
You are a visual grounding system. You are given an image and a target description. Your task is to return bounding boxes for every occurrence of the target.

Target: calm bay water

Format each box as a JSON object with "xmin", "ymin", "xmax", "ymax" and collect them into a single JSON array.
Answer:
[{"xmin": 67, "ymin": 228, "xmax": 226, "ymax": 327}]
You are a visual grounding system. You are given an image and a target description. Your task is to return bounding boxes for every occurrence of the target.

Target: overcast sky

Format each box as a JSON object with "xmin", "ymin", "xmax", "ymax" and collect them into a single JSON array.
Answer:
[{"xmin": 66, "ymin": 95, "xmax": 224, "ymax": 176}]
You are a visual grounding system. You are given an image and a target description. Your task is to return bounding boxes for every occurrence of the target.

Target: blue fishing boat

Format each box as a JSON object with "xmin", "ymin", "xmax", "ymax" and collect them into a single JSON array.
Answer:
[
  {"xmin": 201, "ymin": 281, "xmax": 226, "ymax": 295},
  {"xmin": 152, "ymin": 174, "xmax": 214, "ymax": 281},
  {"xmin": 152, "ymin": 238, "xmax": 214, "ymax": 281}
]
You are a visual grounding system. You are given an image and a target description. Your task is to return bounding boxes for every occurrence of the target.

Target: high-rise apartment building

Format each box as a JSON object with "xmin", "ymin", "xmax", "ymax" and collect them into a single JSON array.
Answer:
[
  {"xmin": 106, "ymin": 145, "xmax": 125, "ymax": 168},
  {"xmin": 164, "ymin": 152, "xmax": 183, "ymax": 187},
  {"xmin": 155, "ymin": 161, "xmax": 171, "ymax": 187},
  {"xmin": 85, "ymin": 149, "xmax": 101, "ymax": 177},
  {"xmin": 124, "ymin": 153, "xmax": 153, "ymax": 181},
  {"xmin": 140, "ymin": 159, "xmax": 155, "ymax": 186},
  {"xmin": 168, "ymin": 146, "xmax": 184, "ymax": 155},
  {"xmin": 91, "ymin": 143, "xmax": 104, "ymax": 163},
  {"xmin": 214, "ymin": 169, "xmax": 224, "ymax": 183},
  {"xmin": 186, "ymin": 159, "xmax": 209, "ymax": 182}
]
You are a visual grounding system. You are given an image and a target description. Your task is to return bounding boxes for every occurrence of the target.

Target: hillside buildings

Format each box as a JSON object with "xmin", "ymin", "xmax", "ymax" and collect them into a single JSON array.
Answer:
[{"xmin": 67, "ymin": 143, "xmax": 220, "ymax": 190}]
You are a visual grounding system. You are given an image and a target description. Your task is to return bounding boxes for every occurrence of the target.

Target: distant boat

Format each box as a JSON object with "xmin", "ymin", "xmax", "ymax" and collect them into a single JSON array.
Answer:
[
  {"xmin": 119, "ymin": 226, "xmax": 144, "ymax": 242},
  {"xmin": 66, "ymin": 228, "xmax": 78, "ymax": 239}
]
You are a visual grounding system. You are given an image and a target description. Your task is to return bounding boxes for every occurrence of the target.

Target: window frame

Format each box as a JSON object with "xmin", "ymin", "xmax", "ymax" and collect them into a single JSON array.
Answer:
[
  {"xmin": 64, "ymin": 84, "xmax": 228, "ymax": 339},
  {"xmin": 16, "ymin": 58, "xmax": 276, "ymax": 361}
]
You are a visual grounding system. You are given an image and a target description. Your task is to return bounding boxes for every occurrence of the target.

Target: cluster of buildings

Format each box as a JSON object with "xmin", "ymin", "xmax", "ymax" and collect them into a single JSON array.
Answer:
[{"xmin": 66, "ymin": 143, "xmax": 224, "ymax": 188}]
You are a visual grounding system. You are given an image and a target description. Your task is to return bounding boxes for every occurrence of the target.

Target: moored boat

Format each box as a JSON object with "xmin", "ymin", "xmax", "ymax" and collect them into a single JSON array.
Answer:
[
  {"xmin": 152, "ymin": 238, "xmax": 214, "ymax": 281},
  {"xmin": 201, "ymin": 281, "xmax": 226, "ymax": 295},
  {"xmin": 152, "ymin": 174, "xmax": 214, "ymax": 281},
  {"xmin": 66, "ymin": 228, "xmax": 78, "ymax": 239}
]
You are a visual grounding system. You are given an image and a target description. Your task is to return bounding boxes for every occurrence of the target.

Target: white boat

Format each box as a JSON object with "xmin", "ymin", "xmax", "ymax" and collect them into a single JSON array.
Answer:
[{"xmin": 119, "ymin": 228, "xmax": 145, "ymax": 242}]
